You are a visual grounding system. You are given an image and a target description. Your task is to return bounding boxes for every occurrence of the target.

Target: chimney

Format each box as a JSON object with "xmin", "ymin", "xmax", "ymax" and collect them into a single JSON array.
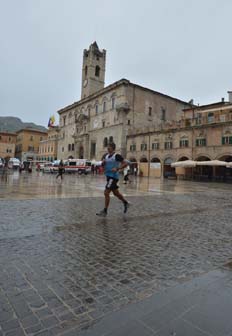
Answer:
[
  {"xmin": 228, "ymin": 91, "xmax": 232, "ymax": 103},
  {"xmin": 221, "ymin": 97, "xmax": 225, "ymax": 103}
]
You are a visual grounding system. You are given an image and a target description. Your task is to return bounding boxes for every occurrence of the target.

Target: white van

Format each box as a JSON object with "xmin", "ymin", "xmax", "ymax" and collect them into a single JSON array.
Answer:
[{"xmin": 64, "ymin": 159, "xmax": 91, "ymax": 174}]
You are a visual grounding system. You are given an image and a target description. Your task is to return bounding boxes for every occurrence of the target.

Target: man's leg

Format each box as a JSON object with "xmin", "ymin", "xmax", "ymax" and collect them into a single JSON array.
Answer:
[
  {"xmin": 112, "ymin": 189, "xmax": 130, "ymax": 214},
  {"xmin": 96, "ymin": 188, "xmax": 111, "ymax": 216},
  {"xmin": 104, "ymin": 189, "xmax": 111, "ymax": 210},
  {"xmin": 112, "ymin": 189, "xmax": 127, "ymax": 203}
]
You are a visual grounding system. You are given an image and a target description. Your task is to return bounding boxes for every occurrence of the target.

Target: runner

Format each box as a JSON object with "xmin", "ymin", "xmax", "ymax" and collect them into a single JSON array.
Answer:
[{"xmin": 96, "ymin": 143, "xmax": 130, "ymax": 217}]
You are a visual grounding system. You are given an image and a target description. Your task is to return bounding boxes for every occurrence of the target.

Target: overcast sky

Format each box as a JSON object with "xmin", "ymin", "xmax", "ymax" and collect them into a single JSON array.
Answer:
[{"xmin": 0, "ymin": 0, "xmax": 231, "ymax": 127}]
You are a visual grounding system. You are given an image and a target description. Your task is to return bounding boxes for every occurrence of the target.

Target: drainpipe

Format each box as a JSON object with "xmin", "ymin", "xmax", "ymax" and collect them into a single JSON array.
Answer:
[{"xmin": 148, "ymin": 132, "xmax": 151, "ymax": 178}]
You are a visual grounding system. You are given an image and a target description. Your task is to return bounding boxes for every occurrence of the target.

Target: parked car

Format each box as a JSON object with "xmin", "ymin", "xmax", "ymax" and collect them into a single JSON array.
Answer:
[
  {"xmin": 36, "ymin": 161, "xmax": 47, "ymax": 171},
  {"xmin": 42, "ymin": 162, "xmax": 53, "ymax": 173},
  {"xmin": 0, "ymin": 158, "xmax": 4, "ymax": 169},
  {"xmin": 50, "ymin": 160, "xmax": 60, "ymax": 174},
  {"xmin": 8, "ymin": 158, "xmax": 20, "ymax": 169}
]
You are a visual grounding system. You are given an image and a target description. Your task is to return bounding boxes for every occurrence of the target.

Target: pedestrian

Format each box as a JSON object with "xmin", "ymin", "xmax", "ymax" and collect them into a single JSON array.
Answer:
[
  {"xmin": 56, "ymin": 160, "xmax": 64, "ymax": 180},
  {"xmin": 134, "ymin": 166, "xmax": 137, "ymax": 176},
  {"xmin": 1, "ymin": 160, "xmax": 8, "ymax": 182},
  {"xmin": 95, "ymin": 165, "xmax": 99, "ymax": 175},
  {"xmin": 96, "ymin": 143, "xmax": 131, "ymax": 217},
  {"xmin": 123, "ymin": 165, "xmax": 130, "ymax": 184},
  {"xmin": 91, "ymin": 164, "xmax": 95, "ymax": 175}
]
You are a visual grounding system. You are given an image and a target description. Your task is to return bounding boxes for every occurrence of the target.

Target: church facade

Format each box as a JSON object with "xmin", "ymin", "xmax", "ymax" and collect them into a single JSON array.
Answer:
[{"xmin": 57, "ymin": 42, "xmax": 190, "ymax": 161}]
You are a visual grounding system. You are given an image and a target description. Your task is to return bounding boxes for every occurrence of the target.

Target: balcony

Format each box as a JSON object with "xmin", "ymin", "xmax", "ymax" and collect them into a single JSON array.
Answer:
[{"xmin": 116, "ymin": 102, "xmax": 130, "ymax": 112}]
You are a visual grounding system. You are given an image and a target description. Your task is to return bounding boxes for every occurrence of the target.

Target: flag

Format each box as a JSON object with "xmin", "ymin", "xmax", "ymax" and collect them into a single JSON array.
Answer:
[{"xmin": 48, "ymin": 115, "xmax": 55, "ymax": 128}]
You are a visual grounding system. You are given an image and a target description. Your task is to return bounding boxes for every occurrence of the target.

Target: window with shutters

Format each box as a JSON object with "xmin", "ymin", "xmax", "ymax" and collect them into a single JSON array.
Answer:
[
  {"xmin": 152, "ymin": 142, "xmax": 159, "ymax": 150},
  {"xmin": 164, "ymin": 142, "xmax": 172, "ymax": 149},
  {"xmin": 141, "ymin": 143, "xmax": 147, "ymax": 151},
  {"xmin": 130, "ymin": 144, "xmax": 136, "ymax": 151},
  {"xmin": 222, "ymin": 136, "xmax": 232, "ymax": 145},
  {"xmin": 196, "ymin": 138, "xmax": 206, "ymax": 146},
  {"xmin": 180, "ymin": 139, "xmax": 189, "ymax": 148}
]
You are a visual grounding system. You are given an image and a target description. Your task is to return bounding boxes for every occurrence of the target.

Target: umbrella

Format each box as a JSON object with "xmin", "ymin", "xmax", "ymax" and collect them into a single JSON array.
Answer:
[
  {"xmin": 196, "ymin": 160, "xmax": 227, "ymax": 166},
  {"xmin": 171, "ymin": 160, "xmax": 196, "ymax": 168}
]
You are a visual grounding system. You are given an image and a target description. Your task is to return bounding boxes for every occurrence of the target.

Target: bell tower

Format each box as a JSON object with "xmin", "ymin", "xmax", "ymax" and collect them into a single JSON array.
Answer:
[{"xmin": 81, "ymin": 42, "xmax": 106, "ymax": 99}]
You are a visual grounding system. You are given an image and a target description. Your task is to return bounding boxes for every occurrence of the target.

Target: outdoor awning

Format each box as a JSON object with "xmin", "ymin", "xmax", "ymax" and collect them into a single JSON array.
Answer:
[
  {"xmin": 171, "ymin": 160, "xmax": 196, "ymax": 168},
  {"xmin": 171, "ymin": 160, "xmax": 229, "ymax": 168},
  {"xmin": 196, "ymin": 160, "xmax": 227, "ymax": 166}
]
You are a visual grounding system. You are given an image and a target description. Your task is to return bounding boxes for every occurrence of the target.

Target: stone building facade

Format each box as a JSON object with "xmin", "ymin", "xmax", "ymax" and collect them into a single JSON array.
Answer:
[
  {"xmin": 38, "ymin": 127, "xmax": 59, "ymax": 162},
  {"xmin": 127, "ymin": 95, "xmax": 232, "ymax": 178},
  {"xmin": 0, "ymin": 132, "xmax": 17, "ymax": 159},
  {"xmin": 15, "ymin": 128, "xmax": 48, "ymax": 162},
  {"xmin": 57, "ymin": 42, "xmax": 190, "ymax": 160}
]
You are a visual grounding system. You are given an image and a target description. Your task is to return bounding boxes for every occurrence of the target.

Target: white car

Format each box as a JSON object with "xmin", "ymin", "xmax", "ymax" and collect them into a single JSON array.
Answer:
[
  {"xmin": 50, "ymin": 160, "xmax": 60, "ymax": 173},
  {"xmin": 0, "ymin": 158, "xmax": 4, "ymax": 168},
  {"xmin": 42, "ymin": 162, "xmax": 53, "ymax": 173},
  {"xmin": 8, "ymin": 158, "xmax": 20, "ymax": 169}
]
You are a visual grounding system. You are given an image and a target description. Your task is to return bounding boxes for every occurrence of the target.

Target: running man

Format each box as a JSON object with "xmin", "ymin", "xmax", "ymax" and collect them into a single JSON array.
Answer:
[{"xmin": 96, "ymin": 143, "xmax": 130, "ymax": 217}]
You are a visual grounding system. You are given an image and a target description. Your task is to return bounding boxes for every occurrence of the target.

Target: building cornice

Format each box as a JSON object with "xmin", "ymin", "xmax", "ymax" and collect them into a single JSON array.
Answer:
[
  {"xmin": 129, "ymin": 82, "xmax": 191, "ymax": 106},
  {"xmin": 0, "ymin": 132, "xmax": 17, "ymax": 136},
  {"xmin": 58, "ymin": 79, "xmax": 191, "ymax": 115},
  {"xmin": 16, "ymin": 128, "xmax": 48, "ymax": 135},
  {"xmin": 183, "ymin": 102, "xmax": 232, "ymax": 112},
  {"xmin": 58, "ymin": 79, "xmax": 130, "ymax": 114},
  {"xmin": 127, "ymin": 121, "xmax": 232, "ymax": 138}
]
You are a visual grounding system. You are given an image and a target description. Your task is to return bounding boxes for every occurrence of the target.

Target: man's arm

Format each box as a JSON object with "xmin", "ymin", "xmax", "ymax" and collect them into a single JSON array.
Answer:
[
  {"xmin": 112, "ymin": 154, "xmax": 128, "ymax": 172},
  {"xmin": 101, "ymin": 153, "xmax": 107, "ymax": 167}
]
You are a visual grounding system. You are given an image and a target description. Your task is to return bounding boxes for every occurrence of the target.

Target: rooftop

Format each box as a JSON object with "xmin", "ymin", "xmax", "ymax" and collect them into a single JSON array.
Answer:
[{"xmin": 58, "ymin": 78, "xmax": 191, "ymax": 114}]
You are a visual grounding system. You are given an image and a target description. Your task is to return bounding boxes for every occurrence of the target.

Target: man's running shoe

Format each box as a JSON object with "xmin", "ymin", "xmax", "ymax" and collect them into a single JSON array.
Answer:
[
  {"xmin": 96, "ymin": 209, "xmax": 107, "ymax": 217},
  {"xmin": 123, "ymin": 201, "xmax": 131, "ymax": 214}
]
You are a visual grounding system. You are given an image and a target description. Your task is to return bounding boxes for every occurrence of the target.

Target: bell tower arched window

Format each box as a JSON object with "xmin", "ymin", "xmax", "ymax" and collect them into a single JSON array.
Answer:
[{"xmin": 95, "ymin": 65, "xmax": 100, "ymax": 77}]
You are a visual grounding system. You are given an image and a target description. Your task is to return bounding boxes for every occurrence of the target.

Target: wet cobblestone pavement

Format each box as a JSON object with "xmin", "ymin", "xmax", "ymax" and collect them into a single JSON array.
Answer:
[{"xmin": 1, "ymin": 173, "xmax": 232, "ymax": 335}]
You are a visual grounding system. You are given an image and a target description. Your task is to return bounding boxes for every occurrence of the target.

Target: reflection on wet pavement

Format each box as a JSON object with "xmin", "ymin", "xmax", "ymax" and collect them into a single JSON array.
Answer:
[
  {"xmin": 1, "ymin": 172, "xmax": 232, "ymax": 335},
  {"xmin": 1, "ymin": 171, "xmax": 232, "ymax": 200}
]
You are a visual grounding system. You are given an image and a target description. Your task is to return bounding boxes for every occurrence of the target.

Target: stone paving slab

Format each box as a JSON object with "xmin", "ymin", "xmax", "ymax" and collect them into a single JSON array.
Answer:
[
  {"xmin": 76, "ymin": 268, "xmax": 232, "ymax": 336},
  {"xmin": 1, "ymin": 177, "xmax": 232, "ymax": 335}
]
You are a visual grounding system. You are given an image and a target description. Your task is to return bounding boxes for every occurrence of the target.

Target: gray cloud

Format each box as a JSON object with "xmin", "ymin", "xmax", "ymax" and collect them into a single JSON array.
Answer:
[{"xmin": 0, "ymin": 0, "xmax": 231, "ymax": 126}]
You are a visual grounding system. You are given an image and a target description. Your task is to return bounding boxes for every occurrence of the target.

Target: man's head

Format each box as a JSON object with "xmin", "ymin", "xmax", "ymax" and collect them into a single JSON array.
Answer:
[{"xmin": 107, "ymin": 142, "xmax": 116, "ymax": 154}]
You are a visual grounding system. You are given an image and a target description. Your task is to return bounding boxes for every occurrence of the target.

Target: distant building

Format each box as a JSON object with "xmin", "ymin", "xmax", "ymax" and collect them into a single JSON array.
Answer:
[
  {"xmin": 57, "ymin": 42, "xmax": 190, "ymax": 160},
  {"xmin": 38, "ymin": 127, "xmax": 59, "ymax": 162},
  {"xmin": 15, "ymin": 128, "xmax": 48, "ymax": 162},
  {"xmin": 0, "ymin": 132, "xmax": 17, "ymax": 159},
  {"xmin": 127, "ymin": 93, "xmax": 232, "ymax": 180}
]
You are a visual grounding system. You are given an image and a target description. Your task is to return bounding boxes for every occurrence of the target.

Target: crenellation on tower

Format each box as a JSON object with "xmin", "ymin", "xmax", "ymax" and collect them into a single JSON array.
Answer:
[{"xmin": 81, "ymin": 42, "xmax": 106, "ymax": 99}]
